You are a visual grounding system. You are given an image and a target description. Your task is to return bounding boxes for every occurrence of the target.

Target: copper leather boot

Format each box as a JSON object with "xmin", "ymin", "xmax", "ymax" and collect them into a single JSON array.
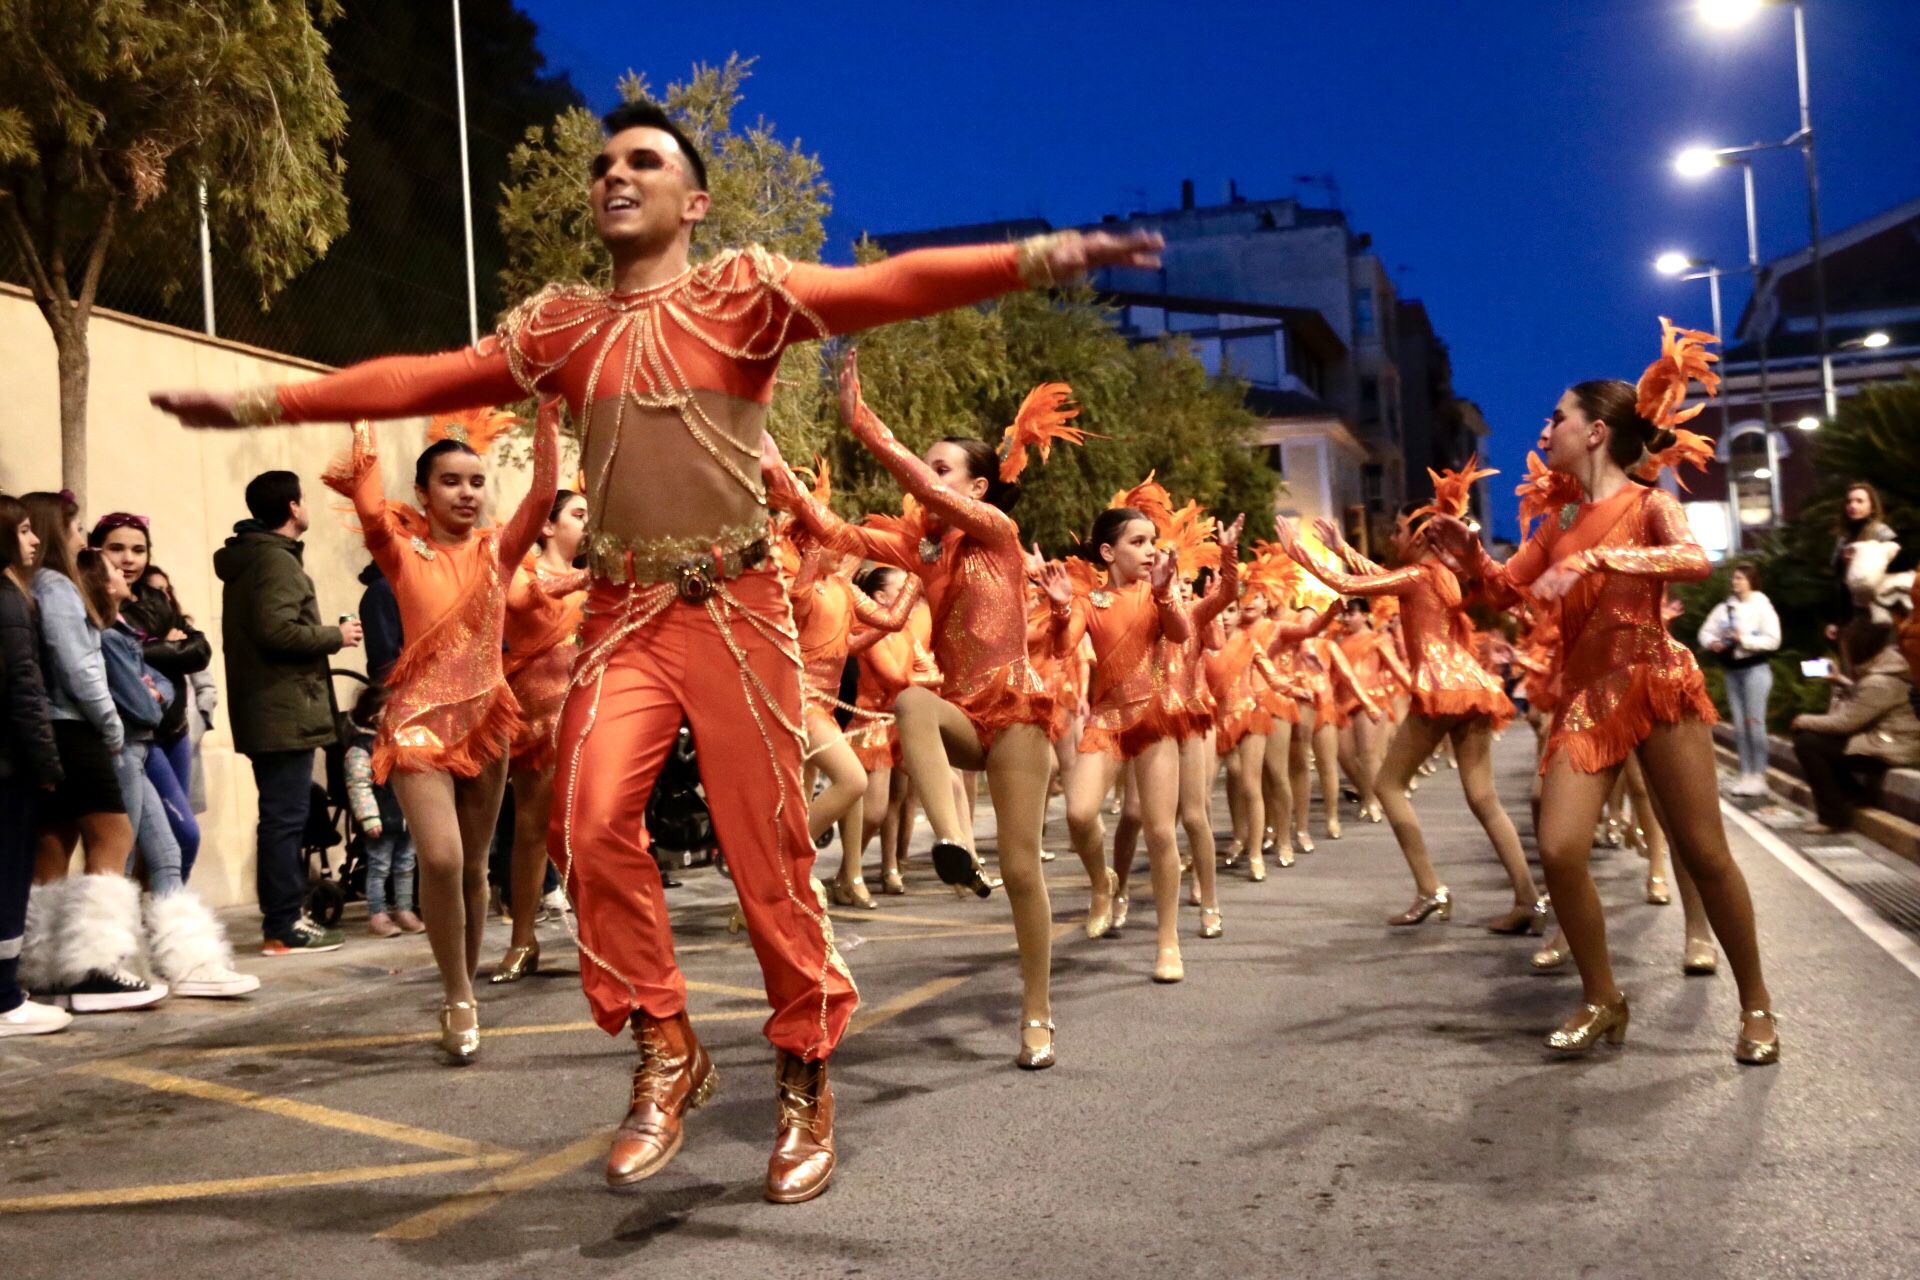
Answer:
[
  {"xmin": 606, "ymin": 1010, "xmax": 716, "ymax": 1187},
  {"xmin": 764, "ymin": 1050, "xmax": 836, "ymax": 1203}
]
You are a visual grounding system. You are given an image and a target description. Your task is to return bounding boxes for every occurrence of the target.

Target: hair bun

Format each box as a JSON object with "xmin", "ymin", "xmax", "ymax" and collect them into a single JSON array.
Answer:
[{"xmin": 1648, "ymin": 425, "xmax": 1678, "ymax": 454}]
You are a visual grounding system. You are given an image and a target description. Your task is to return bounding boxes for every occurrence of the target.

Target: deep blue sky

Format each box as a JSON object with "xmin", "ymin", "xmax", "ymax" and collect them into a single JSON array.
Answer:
[{"xmin": 518, "ymin": 0, "xmax": 1920, "ymax": 537}]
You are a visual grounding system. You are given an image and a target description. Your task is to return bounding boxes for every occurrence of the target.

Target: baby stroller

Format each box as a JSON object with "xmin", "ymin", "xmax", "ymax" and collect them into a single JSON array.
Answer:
[
  {"xmin": 646, "ymin": 723, "xmax": 719, "ymax": 876},
  {"xmin": 300, "ymin": 668, "xmax": 370, "ymax": 927}
]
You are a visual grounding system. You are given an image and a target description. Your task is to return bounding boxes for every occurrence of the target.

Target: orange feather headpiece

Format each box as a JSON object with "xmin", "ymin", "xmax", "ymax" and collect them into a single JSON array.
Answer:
[
  {"xmin": 1109, "ymin": 471, "xmax": 1176, "ymax": 533},
  {"xmin": 427, "ymin": 405, "xmax": 517, "ymax": 455},
  {"xmin": 1157, "ymin": 499, "xmax": 1221, "ymax": 575},
  {"xmin": 997, "ymin": 382, "xmax": 1097, "ymax": 482},
  {"xmin": 796, "ymin": 455, "xmax": 833, "ymax": 507},
  {"xmin": 1242, "ymin": 541, "xmax": 1299, "ymax": 604},
  {"xmin": 1411, "ymin": 453, "xmax": 1498, "ymax": 524},
  {"xmin": 1636, "ymin": 316, "xmax": 1721, "ymax": 431}
]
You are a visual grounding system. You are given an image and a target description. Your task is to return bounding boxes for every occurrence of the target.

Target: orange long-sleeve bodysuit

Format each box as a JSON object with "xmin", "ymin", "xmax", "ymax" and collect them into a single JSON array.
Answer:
[
  {"xmin": 772, "ymin": 416, "xmax": 1055, "ymax": 754},
  {"xmin": 1153, "ymin": 560, "xmax": 1238, "ymax": 741},
  {"xmin": 1058, "ymin": 579, "xmax": 1193, "ymax": 759},
  {"xmin": 1469, "ymin": 484, "xmax": 1713, "ymax": 772},
  {"xmin": 258, "ymin": 241, "xmax": 1031, "ymax": 1057},
  {"xmin": 324, "ymin": 415, "xmax": 557, "ymax": 781},
  {"xmin": 503, "ymin": 556, "xmax": 590, "ymax": 775},
  {"xmin": 1303, "ymin": 555, "xmax": 1513, "ymax": 727},
  {"xmin": 791, "ymin": 567, "xmax": 919, "ymax": 716}
]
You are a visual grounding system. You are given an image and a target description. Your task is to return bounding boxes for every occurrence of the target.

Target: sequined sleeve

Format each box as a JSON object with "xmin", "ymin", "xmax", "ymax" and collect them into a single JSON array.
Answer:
[
  {"xmin": 498, "ymin": 403, "xmax": 560, "ymax": 569},
  {"xmin": 1265, "ymin": 602, "xmax": 1338, "ymax": 655},
  {"xmin": 1302, "ymin": 559, "xmax": 1425, "ymax": 599},
  {"xmin": 536, "ymin": 567, "xmax": 591, "ymax": 598},
  {"xmin": 1155, "ymin": 589, "xmax": 1192, "ymax": 645},
  {"xmin": 1325, "ymin": 638, "xmax": 1382, "ymax": 719},
  {"xmin": 850, "ymin": 575, "xmax": 921, "ymax": 633},
  {"xmin": 846, "ymin": 400, "xmax": 1014, "ymax": 549},
  {"xmin": 771, "ymin": 467, "xmax": 919, "ymax": 570},
  {"xmin": 1585, "ymin": 491, "xmax": 1710, "ymax": 583},
  {"xmin": 275, "ymin": 342, "xmax": 523, "ymax": 424},
  {"xmin": 782, "ymin": 244, "xmax": 1024, "ymax": 338},
  {"xmin": 1469, "ymin": 529, "xmax": 1551, "ymax": 608},
  {"xmin": 1190, "ymin": 555, "xmax": 1240, "ymax": 631},
  {"xmin": 321, "ymin": 422, "xmax": 404, "ymax": 580}
]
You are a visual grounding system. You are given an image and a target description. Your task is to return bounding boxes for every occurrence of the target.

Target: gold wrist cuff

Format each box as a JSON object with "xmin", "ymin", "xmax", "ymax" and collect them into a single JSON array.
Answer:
[
  {"xmin": 1016, "ymin": 230, "xmax": 1084, "ymax": 288},
  {"xmin": 233, "ymin": 385, "xmax": 286, "ymax": 426}
]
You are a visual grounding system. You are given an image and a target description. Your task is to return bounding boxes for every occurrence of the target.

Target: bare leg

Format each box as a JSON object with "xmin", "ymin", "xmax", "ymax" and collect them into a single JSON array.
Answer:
[
  {"xmin": 1179, "ymin": 734, "xmax": 1221, "ymax": 915},
  {"xmin": 34, "ymin": 828, "xmax": 78, "ymax": 884},
  {"xmin": 1111, "ymin": 764, "xmax": 1141, "ymax": 894},
  {"xmin": 505, "ymin": 765, "xmax": 555, "ymax": 952},
  {"xmin": 79, "ymin": 812, "xmax": 135, "ymax": 877},
  {"xmin": 1375, "ymin": 715, "xmax": 1451, "ymax": 899},
  {"xmin": 1636, "ymin": 721, "xmax": 1772, "ymax": 1037},
  {"xmin": 1130, "ymin": 736, "xmax": 1185, "ymax": 973},
  {"xmin": 804, "ymin": 716, "xmax": 868, "ymax": 844},
  {"xmin": 1535, "ymin": 753, "xmax": 1625, "ymax": 1009},
  {"xmin": 1241, "ymin": 732, "xmax": 1272, "ymax": 868},
  {"xmin": 394, "ymin": 759, "xmax": 507, "ymax": 1009},
  {"xmin": 1450, "ymin": 719, "xmax": 1541, "ymax": 905},
  {"xmin": 1288, "ymin": 715, "xmax": 1313, "ymax": 841},
  {"xmin": 1065, "ymin": 748, "xmax": 1124, "ymax": 901},
  {"xmin": 1313, "ymin": 718, "xmax": 1342, "ymax": 838},
  {"xmin": 983, "ymin": 725, "xmax": 1056, "ymax": 1058}
]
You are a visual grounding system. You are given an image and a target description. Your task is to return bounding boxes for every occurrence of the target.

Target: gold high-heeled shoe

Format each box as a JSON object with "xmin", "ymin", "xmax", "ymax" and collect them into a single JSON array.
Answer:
[
  {"xmin": 1326, "ymin": 816, "xmax": 1343, "ymax": 840},
  {"xmin": 1222, "ymin": 841, "xmax": 1244, "ymax": 869},
  {"xmin": 1198, "ymin": 907, "xmax": 1223, "ymax": 939},
  {"xmin": 1545, "ymin": 996, "xmax": 1629, "ymax": 1056},
  {"xmin": 489, "ymin": 942, "xmax": 540, "ymax": 984},
  {"xmin": 1645, "ymin": 874, "xmax": 1672, "ymax": 906},
  {"xmin": 439, "ymin": 999, "xmax": 480, "ymax": 1065},
  {"xmin": 1682, "ymin": 939, "xmax": 1718, "ymax": 975},
  {"xmin": 1152, "ymin": 946, "xmax": 1184, "ymax": 984},
  {"xmin": 1016, "ymin": 1018, "xmax": 1056, "ymax": 1071},
  {"xmin": 881, "ymin": 870, "xmax": 906, "ymax": 896},
  {"xmin": 829, "ymin": 878, "xmax": 877, "ymax": 910},
  {"xmin": 1249, "ymin": 851, "xmax": 1267, "ymax": 883},
  {"xmin": 1484, "ymin": 897, "xmax": 1548, "ymax": 936},
  {"xmin": 1734, "ymin": 1009, "xmax": 1781, "ymax": 1066},
  {"xmin": 1111, "ymin": 891, "xmax": 1130, "ymax": 931},
  {"xmin": 1531, "ymin": 940, "xmax": 1571, "ymax": 970},
  {"xmin": 1294, "ymin": 829, "xmax": 1315, "ymax": 855},
  {"xmin": 1085, "ymin": 868, "xmax": 1118, "ymax": 939},
  {"xmin": 1388, "ymin": 887, "xmax": 1451, "ymax": 927}
]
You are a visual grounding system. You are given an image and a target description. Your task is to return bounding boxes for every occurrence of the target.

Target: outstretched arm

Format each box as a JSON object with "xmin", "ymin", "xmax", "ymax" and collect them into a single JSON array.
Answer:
[
  {"xmin": 764, "ymin": 442, "xmax": 918, "ymax": 570},
  {"xmin": 851, "ymin": 575, "xmax": 922, "ymax": 634},
  {"xmin": 151, "ymin": 343, "xmax": 524, "ymax": 428},
  {"xmin": 499, "ymin": 398, "xmax": 561, "ymax": 570},
  {"xmin": 1265, "ymin": 604, "xmax": 1339, "ymax": 657},
  {"xmin": 1189, "ymin": 517, "xmax": 1244, "ymax": 631}
]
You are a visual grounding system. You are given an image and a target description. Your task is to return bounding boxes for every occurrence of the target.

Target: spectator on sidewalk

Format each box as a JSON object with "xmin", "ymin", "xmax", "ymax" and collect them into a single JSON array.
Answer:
[
  {"xmin": 213, "ymin": 471, "xmax": 360, "ymax": 955},
  {"xmin": 91, "ymin": 515, "xmax": 211, "ymax": 882},
  {"xmin": 356, "ymin": 561, "xmax": 403, "ymax": 686},
  {"xmin": 343, "ymin": 684, "xmax": 421, "ymax": 938},
  {"xmin": 1830, "ymin": 482, "xmax": 1897, "ymax": 635},
  {"xmin": 1698, "ymin": 562, "xmax": 1782, "ymax": 797},
  {"xmin": 0, "ymin": 494, "xmax": 70, "ymax": 1037},
  {"xmin": 1791, "ymin": 619, "xmax": 1920, "ymax": 835},
  {"xmin": 137, "ymin": 565, "xmax": 219, "ymax": 817},
  {"xmin": 20, "ymin": 492, "xmax": 166, "ymax": 1012}
]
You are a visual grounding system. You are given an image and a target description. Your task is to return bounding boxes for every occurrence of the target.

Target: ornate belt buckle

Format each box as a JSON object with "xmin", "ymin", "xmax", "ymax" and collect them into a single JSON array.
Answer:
[{"xmin": 674, "ymin": 559, "xmax": 715, "ymax": 604}]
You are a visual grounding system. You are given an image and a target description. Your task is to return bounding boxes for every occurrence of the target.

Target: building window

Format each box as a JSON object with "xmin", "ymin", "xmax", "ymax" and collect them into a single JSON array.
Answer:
[
  {"xmin": 1266, "ymin": 445, "xmax": 1285, "ymax": 476},
  {"xmin": 1359, "ymin": 375, "xmax": 1379, "ymax": 420},
  {"xmin": 1353, "ymin": 288, "xmax": 1375, "ymax": 338},
  {"xmin": 1362, "ymin": 462, "xmax": 1384, "ymax": 513},
  {"xmin": 1224, "ymin": 332, "xmax": 1280, "ymax": 386}
]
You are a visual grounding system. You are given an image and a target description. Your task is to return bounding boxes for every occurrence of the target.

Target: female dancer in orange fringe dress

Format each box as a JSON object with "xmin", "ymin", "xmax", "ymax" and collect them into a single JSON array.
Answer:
[
  {"xmin": 491, "ymin": 486, "xmax": 590, "ymax": 983},
  {"xmin": 844, "ymin": 562, "xmax": 933, "ymax": 896},
  {"xmin": 1057, "ymin": 506, "xmax": 1194, "ymax": 981},
  {"xmin": 767, "ymin": 357, "xmax": 1083, "ymax": 1069},
  {"xmin": 327, "ymin": 403, "xmax": 558, "ymax": 1060},
  {"xmin": 1289, "ymin": 598, "xmax": 1373, "ymax": 845},
  {"xmin": 1278, "ymin": 461, "xmax": 1545, "ymax": 933},
  {"xmin": 1428, "ymin": 320, "xmax": 1778, "ymax": 1063}
]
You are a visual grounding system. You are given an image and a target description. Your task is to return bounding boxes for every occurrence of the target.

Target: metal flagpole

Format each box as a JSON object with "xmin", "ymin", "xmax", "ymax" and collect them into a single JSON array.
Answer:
[
  {"xmin": 197, "ymin": 179, "xmax": 216, "ymax": 337},
  {"xmin": 452, "ymin": 0, "xmax": 480, "ymax": 346}
]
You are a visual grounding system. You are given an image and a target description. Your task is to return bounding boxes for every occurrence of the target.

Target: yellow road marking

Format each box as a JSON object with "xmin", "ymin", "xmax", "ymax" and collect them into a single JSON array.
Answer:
[
  {"xmin": 684, "ymin": 979, "xmax": 769, "ymax": 1001},
  {"xmin": 74, "ymin": 1062, "xmax": 520, "ymax": 1159},
  {"xmin": 848, "ymin": 926, "xmax": 1020, "ymax": 945},
  {"xmin": 156, "ymin": 1010, "xmax": 765, "ymax": 1061},
  {"xmin": 0, "ymin": 1157, "xmax": 500, "ymax": 1214},
  {"xmin": 848, "ymin": 976, "xmax": 970, "ymax": 1035},
  {"xmin": 375, "ymin": 1132, "xmax": 611, "ymax": 1241},
  {"xmin": 831, "ymin": 909, "xmax": 1007, "ymax": 930}
]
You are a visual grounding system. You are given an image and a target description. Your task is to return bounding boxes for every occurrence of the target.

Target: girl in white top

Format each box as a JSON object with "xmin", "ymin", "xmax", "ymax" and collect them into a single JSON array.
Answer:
[{"xmin": 1697, "ymin": 561, "xmax": 1782, "ymax": 796}]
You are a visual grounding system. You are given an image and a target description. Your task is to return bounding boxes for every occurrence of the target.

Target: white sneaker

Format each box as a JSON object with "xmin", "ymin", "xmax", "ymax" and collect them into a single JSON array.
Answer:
[
  {"xmin": 169, "ymin": 964, "xmax": 262, "ymax": 998},
  {"xmin": 540, "ymin": 887, "xmax": 569, "ymax": 915},
  {"xmin": 0, "ymin": 998, "xmax": 74, "ymax": 1037}
]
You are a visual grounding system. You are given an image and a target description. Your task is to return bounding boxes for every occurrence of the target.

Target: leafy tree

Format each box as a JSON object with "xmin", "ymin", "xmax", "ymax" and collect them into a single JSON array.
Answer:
[{"xmin": 0, "ymin": 0, "xmax": 350, "ymax": 502}]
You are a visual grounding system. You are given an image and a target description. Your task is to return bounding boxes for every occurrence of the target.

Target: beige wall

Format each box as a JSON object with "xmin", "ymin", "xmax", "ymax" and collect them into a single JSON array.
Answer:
[{"xmin": 0, "ymin": 285, "xmax": 537, "ymax": 912}]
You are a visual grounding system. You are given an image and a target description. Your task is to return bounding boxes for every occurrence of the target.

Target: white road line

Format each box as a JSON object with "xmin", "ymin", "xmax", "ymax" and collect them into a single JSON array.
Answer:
[{"xmin": 1722, "ymin": 800, "xmax": 1920, "ymax": 983}]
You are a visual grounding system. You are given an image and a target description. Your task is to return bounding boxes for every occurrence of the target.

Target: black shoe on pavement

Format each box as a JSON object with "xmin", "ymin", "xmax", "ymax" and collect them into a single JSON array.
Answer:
[
  {"xmin": 262, "ymin": 917, "xmax": 346, "ymax": 956},
  {"xmin": 56, "ymin": 968, "xmax": 170, "ymax": 1013}
]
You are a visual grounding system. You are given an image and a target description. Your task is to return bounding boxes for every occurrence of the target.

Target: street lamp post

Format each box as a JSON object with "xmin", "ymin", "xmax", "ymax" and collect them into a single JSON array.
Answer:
[
  {"xmin": 1656, "ymin": 251, "xmax": 1743, "ymax": 551},
  {"xmin": 1697, "ymin": 0, "xmax": 1835, "ymax": 417}
]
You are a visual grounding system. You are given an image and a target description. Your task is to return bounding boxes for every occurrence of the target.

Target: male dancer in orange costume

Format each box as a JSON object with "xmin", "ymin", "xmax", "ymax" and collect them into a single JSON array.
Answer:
[{"xmin": 152, "ymin": 100, "xmax": 1163, "ymax": 1200}]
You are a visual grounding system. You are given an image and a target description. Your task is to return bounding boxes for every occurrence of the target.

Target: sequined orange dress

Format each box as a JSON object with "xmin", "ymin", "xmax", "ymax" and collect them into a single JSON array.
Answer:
[
  {"xmin": 1152, "ymin": 561, "xmax": 1238, "ymax": 741},
  {"xmin": 504, "ymin": 555, "xmax": 590, "ymax": 774},
  {"xmin": 791, "ymin": 569, "xmax": 919, "ymax": 729},
  {"xmin": 1207, "ymin": 627, "xmax": 1263, "ymax": 753},
  {"xmin": 1059, "ymin": 579, "xmax": 1193, "ymax": 759},
  {"xmin": 770, "ymin": 418, "xmax": 1054, "ymax": 753},
  {"xmin": 324, "ymin": 414, "xmax": 558, "ymax": 781},
  {"xmin": 1300, "ymin": 556, "xmax": 1513, "ymax": 727},
  {"xmin": 1468, "ymin": 484, "xmax": 1713, "ymax": 772},
  {"xmin": 848, "ymin": 624, "xmax": 916, "ymax": 772}
]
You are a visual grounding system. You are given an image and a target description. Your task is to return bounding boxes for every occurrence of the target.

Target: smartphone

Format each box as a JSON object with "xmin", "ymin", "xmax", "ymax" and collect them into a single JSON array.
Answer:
[{"xmin": 1800, "ymin": 658, "xmax": 1833, "ymax": 679}]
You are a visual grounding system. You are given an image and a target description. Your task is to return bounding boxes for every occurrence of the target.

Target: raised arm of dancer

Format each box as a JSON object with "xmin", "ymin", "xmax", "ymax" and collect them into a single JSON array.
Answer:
[
  {"xmin": 1263, "ymin": 603, "xmax": 1339, "ymax": 657},
  {"xmin": 1188, "ymin": 517, "xmax": 1245, "ymax": 632},
  {"xmin": 323, "ymin": 422, "xmax": 406, "ymax": 583},
  {"xmin": 786, "ymin": 230, "xmax": 1164, "ymax": 337},
  {"xmin": 1425, "ymin": 514, "xmax": 1549, "ymax": 607},
  {"xmin": 764, "ymin": 449, "xmax": 916, "ymax": 570},
  {"xmin": 152, "ymin": 342, "xmax": 525, "ymax": 428},
  {"xmin": 850, "ymin": 575, "xmax": 922, "ymax": 633},
  {"xmin": 1313, "ymin": 516, "xmax": 1384, "ymax": 576},
  {"xmin": 498, "ymin": 399, "xmax": 561, "ymax": 570},
  {"xmin": 848, "ymin": 626, "xmax": 889, "ymax": 658},
  {"xmin": 1278, "ymin": 517, "xmax": 1417, "ymax": 598},
  {"xmin": 837, "ymin": 353, "xmax": 1012, "ymax": 548},
  {"xmin": 1566, "ymin": 492, "xmax": 1711, "ymax": 584}
]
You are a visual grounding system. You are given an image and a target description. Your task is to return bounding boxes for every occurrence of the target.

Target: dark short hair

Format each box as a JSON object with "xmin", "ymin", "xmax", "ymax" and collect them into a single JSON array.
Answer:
[
  {"xmin": 601, "ymin": 100, "xmax": 708, "ymax": 191},
  {"xmin": 0, "ymin": 494, "xmax": 28, "ymax": 585},
  {"xmin": 1731, "ymin": 560, "xmax": 1760, "ymax": 589},
  {"xmin": 245, "ymin": 471, "xmax": 302, "ymax": 527}
]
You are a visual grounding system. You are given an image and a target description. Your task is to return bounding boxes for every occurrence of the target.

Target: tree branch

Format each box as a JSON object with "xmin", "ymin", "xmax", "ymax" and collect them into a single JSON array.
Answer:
[
  {"xmin": 75, "ymin": 196, "xmax": 118, "ymax": 324},
  {"xmin": 0, "ymin": 186, "xmax": 59, "ymax": 308}
]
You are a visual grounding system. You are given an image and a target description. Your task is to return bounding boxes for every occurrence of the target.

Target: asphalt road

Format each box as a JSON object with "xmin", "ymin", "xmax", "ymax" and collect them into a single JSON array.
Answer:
[{"xmin": 4, "ymin": 730, "xmax": 1918, "ymax": 1280}]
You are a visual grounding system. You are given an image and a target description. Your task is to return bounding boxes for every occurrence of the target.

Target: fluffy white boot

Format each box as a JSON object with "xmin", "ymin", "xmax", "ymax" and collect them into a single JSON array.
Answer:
[
  {"xmin": 146, "ymin": 891, "xmax": 259, "ymax": 998},
  {"xmin": 52, "ymin": 873, "xmax": 168, "ymax": 1012},
  {"xmin": 17, "ymin": 878, "xmax": 71, "ymax": 997}
]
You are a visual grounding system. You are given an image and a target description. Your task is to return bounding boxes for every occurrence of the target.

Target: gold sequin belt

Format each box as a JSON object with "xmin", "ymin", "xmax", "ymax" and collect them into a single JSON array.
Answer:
[{"xmin": 586, "ymin": 521, "xmax": 770, "ymax": 601}]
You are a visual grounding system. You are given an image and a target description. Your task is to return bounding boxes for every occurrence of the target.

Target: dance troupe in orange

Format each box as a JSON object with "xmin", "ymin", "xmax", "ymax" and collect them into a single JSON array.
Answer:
[{"xmin": 148, "ymin": 99, "xmax": 1778, "ymax": 1208}]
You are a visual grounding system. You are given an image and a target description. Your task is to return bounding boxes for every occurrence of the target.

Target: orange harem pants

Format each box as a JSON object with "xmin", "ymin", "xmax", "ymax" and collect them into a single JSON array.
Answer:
[{"xmin": 551, "ymin": 569, "xmax": 858, "ymax": 1060}]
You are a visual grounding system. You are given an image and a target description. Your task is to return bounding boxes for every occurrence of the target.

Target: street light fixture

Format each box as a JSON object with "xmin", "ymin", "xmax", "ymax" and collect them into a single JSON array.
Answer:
[
  {"xmin": 1674, "ymin": 146, "xmax": 1722, "ymax": 178},
  {"xmin": 1654, "ymin": 250, "xmax": 1694, "ymax": 276},
  {"xmin": 1695, "ymin": 0, "xmax": 1835, "ymax": 416},
  {"xmin": 1796, "ymin": 416, "xmax": 1821, "ymax": 431},
  {"xmin": 1861, "ymin": 331, "xmax": 1891, "ymax": 350}
]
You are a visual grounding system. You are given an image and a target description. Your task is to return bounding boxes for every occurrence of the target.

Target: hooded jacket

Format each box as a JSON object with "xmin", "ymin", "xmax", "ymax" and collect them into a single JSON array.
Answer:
[{"xmin": 213, "ymin": 520, "xmax": 344, "ymax": 755}]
